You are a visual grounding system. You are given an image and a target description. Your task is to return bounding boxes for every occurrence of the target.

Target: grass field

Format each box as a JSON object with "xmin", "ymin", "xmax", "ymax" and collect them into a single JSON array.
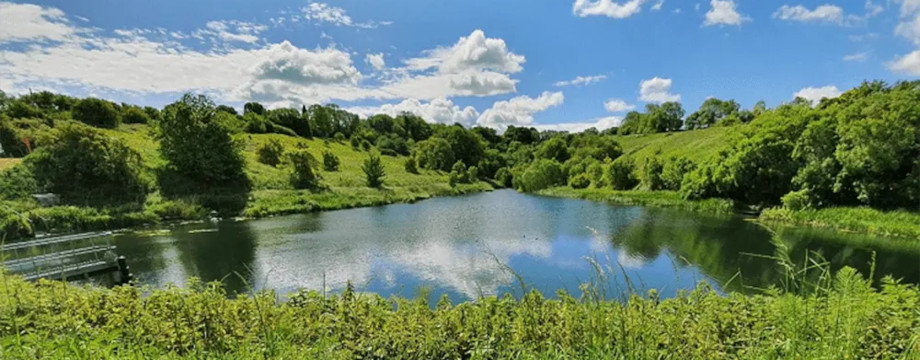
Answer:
[
  {"xmin": 761, "ymin": 207, "xmax": 920, "ymax": 240},
  {"xmin": 613, "ymin": 127, "xmax": 730, "ymax": 179},
  {"xmin": 538, "ymin": 187, "xmax": 736, "ymax": 214}
]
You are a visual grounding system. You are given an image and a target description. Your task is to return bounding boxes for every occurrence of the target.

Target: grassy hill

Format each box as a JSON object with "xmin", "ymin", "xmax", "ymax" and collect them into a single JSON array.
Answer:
[{"xmin": 613, "ymin": 126, "xmax": 730, "ymax": 178}]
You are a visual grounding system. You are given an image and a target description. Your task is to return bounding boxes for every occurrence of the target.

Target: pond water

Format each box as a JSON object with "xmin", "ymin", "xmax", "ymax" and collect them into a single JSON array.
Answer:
[{"xmin": 112, "ymin": 190, "xmax": 920, "ymax": 302}]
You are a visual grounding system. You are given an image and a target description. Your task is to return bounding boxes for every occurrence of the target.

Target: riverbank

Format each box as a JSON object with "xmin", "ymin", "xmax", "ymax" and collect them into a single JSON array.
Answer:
[
  {"xmin": 538, "ymin": 187, "xmax": 920, "ymax": 241},
  {"xmin": 1, "ymin": 267, "xmax": 917, "ymax": 359}
]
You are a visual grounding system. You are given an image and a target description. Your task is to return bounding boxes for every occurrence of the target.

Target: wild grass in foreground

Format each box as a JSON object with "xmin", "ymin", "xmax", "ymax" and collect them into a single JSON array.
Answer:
[
  {"xmin": 2, "ymin": 266, "xmax": 919, "ymax": 359},
  {"xmin": 538, "ymin": 186, "xmax": 736, "ymax": 214},
  {"xmin": 761, "ymin": 207, "xmax": 920, "ymax": 240}
]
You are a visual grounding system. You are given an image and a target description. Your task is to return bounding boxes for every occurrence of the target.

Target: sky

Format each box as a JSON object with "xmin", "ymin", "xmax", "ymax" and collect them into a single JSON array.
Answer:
[{"xmin": 0, "ymin": 0, "xmax": 917, "ymax": 132}]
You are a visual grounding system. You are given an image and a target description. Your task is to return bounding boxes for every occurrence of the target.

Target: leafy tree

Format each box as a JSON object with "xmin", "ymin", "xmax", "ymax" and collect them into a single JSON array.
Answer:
[
  {"xmin": 288, "ymin": 149, "xmax": 321, "ymax": 189},
  {"xmin": 495, "ymin": 167, "xmax": 514, "ymax": 188},
  {"xmin": 25, "ymin": 123, "xmax": 147, "ymax": 205},
  {"xmin": 257, "ymin": 139, "xmax": 284, "ymax": 167},
  {"xmin": 397, "ymin": 113, "xmax": 433, "ymax": 141},
  {"xmin": 122, "ymin": 106, "xmax": 151, "ymax": 124},
  {"xmin": 569, "ymin": 173, "xmax": 591, "ymax": 189},
  {"xmin": 415, "ymin": 138, "xmax": 455, "ymax": 171},
  {"xmin": 503, "ymin": 126, "xmax": 540, "ymax": 145},
  {"xmin": 73, "ymin": 97, "xmax": 120, "ymax": 128},
  {"xmin": 322, "ymin": 150, "xmax": 340, "ymax": 171},
  {"xmin": 362, "ymin": 152, "xmax": 386, "ymax": 188},
  {"xmin": 216, "ymin": 105, "xmax": 238, "ymax": 115},
  {"xmin": 608, "ymin": 157, "xmax": 638, "ymax": 190},
  {"xmin": 449, "ymin": 160, "xmax": 468, "ymax": 186},
  {"xmin": 535, "ymin": 137, "xmax": 570, "ymax": 162},
  {"xmin": 243, "ymin": 102, "xmax": 266, "ymax": 116},
  {"xmin": 308, "ymin": 104, "xmax": 335, "ymax": 137},
  {"xmin": 643, "ymin": 157, "xmax": 665, "ymax": 191},
  {"xmin": 157, "ymin": 94, "xmax": 248, "ymax": 189},
  {"xmin": 437, "ymin": 126, "xmax": 485, "ymax": 167},
  {"xmin": 516, "ymin": 159, "xmax": 565, "ymax": 192},
  {"xmin": 661, "ymin": 156, "xmax": 695, "ymax": 191},
  {"xmin": 618, "ymin": 111, "xmax": 644, "ymax": 135},
  {"xmin": 268, "ymin": 108, "xmax": 311, "ymax": 137},
  {"xmin": 686, "ymin": 98, "xmax": 741, "ymax": 129}
]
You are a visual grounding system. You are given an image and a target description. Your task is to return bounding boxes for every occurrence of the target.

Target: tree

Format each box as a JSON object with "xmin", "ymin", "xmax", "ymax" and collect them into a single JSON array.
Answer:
[
  {"xmin": 122, "ymin": 106, "xmax": 151, "ymax": 124},
  {"xmin": 157, "ymin": 94, "xmax": 248, "ymax": 189},
  {"xmin": 686, "ymin": 98, "xmax": 740, "ymax": 129},
  {"xmin": 404, "ymin": 156, "xmax": 418, "ymax": 174},
  {"xmin": 643, "ymin": 157, "xmax": 665, "ymax": 191},
  {"xmin": 535, "ymin": 137, "xmax": 570, "ymax": 162},
  {"xmin": 289, "ymin": 149, "xmax": 321, "ymax": 189},
  {"xmin": 322, "ymin": 150, "xmax": 340, "ymax": 171},
  {"xmin": 495, "ymin": 167, "xmax": 514, "ymax": 188},
  {"xmin": 268, "ymin": 108, "xmax": 311, "ymax": 137},
  {"xmin": 609, "ymin": 157, "xmax": 638, "ymax": 190},
  {"xmin": 415, "ymin": 138, "xmax": 455, "ymax": 171},
  {"xmin": 25, "ymin": 123, "xmax": 147, "ymax": 205},
  {"xmin": 257, "ymin": 139, "xmax": 284, "ymax": 167},
  {"xmin": 308, "ymin": 104, "xmax": 335, "ymax": 137},
  {"xmin": 661, "ymin": 156, "xmax": 695, "ymax": 191},
  {"xmin": 362, "ymin": 152, "xmax": 386, "ymax": 188},
  {"xmin": 449, "ymin": 160, "xmax": 468, "ymax": 186},
  {"xmin": 73, "ymin": 98, "xmax": 120, "ymax": 128},
  {"xmin": 437, "ymin": 126, "xmax": 484, "ymax": 167},
  {"xmin": 243, "ymin": 102, "xmax": 266, "ymax": 116},
  {"xmin": 516, "ymin": 159, "xmax": 565, "ymax": 192}
]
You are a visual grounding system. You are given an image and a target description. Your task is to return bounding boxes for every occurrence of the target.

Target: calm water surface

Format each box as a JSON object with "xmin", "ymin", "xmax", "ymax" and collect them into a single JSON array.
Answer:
[{"xmin": 112, "ymin": 190, "xmax": 920, "ymax": 301}]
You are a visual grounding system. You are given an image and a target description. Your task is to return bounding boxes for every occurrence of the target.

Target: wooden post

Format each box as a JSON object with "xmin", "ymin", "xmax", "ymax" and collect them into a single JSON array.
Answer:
[{"xmin": 116, "ymin": 256, "xmax": 132, "ymax": 284}]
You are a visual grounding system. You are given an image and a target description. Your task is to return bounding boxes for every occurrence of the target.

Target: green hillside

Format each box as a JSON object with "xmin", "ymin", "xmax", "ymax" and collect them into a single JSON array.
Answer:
[{"xmin": 613, "ymin": 126, "xmax": 730, "ymax": 178}]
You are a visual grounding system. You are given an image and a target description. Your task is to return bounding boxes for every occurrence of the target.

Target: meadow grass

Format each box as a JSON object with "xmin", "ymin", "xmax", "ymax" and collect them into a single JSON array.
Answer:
[
  {"xmin": 761, "ymin": 207, "xmax": 920, "ymax": 240},
  {"xmin": 538, "ymin": 187, "xmax": 736, "ymax": 214},
  {"xmin": 613, "ymin": 127, "xmax": 730, "ymax": 180},
  {"xmin": 1, "ymin": 266, "xmax": 918, "ymax": 359}
]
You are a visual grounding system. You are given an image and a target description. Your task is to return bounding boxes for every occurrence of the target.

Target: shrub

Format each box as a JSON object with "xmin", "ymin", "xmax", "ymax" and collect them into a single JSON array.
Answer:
[
  {"xmin": 362, "ymin": 152, "xmax": 386, "ymax": 188},
  {"xmin": 322, "ymin": 150, "xmax": 340, "ymax": 171},
  {"xmin": 72, "ymin": 97, "xmax": 120, "ymax": 128},
  {"xmin": 288, "ymin": 149, "xmax": 321, "ymax": 189},
  {"xmin": 782, "ymin": 189, "xmax": 813, "ymax": 211},
  {"xmin": 334, "ymin": 132, "xmax": 346, "ymax": 142},
  {"xmin": 661, "ymin": 156, "xmax": 696, "ymax": 191},
  {"xmin": 643, "ymin": 157, "xmax": 665, "ymax": 191},
  {"xmin": 0, "ymin": 164, "xmax": 37, "ymax": 200},
  {"xmin": 495, "ymin": 167, "xmax": 514, "ymax": 188},
  {"xmin": 25, "ymin": 123, "xmax": 148, "ymax": 205},
  {"xmin": 404, "ymin": 157, "xmax": 418, "ymax": 174},
  {"xmin": 609, "ymin": 157, "xmax": 638, "ymax": 190},
  {"xmin": 467, "ymin": 166, "xmax": 479, "ymax": 182},
  {"xmin": 257, "ymin": 139, "xmax": 284, "ymax": 167},
  {"xmin": 569, "ymin": 173, "xmax": 591, "ymax": 189},
  {"xmin": 121, "ymin": 106, "xmax": 151, "ymax": 124},
  {"xmin": 449, "ymin": 160, "xmax": 468, "ymax": 187},
  {"xmin": 415, "ymin": 138, "xmax": 455, "ymax": 171},
  {"xmin": 518, "ymin": 159, "xmax": 566, "ymax": 192}
]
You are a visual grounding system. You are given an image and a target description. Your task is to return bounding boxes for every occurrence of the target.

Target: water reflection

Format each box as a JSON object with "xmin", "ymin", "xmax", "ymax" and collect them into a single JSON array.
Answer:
[{"xmin": 110, "ymin": 190, "xmax": 920, "ymax": 301}]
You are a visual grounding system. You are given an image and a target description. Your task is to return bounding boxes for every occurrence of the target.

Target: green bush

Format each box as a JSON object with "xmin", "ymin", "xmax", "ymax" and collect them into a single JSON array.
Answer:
[
  {"xmin": 121, "ymin": 106, "xmax": 151, "ymax": 124},
  {"xmin": 448, "ymin": 160, "xmax": 468, "ymax": 187},
  {"xmin": 257, "ymin": 139, "xmax": 285, "ymax": 167},
  {"xmin": 25, "ymin": 123, "xmax": 148, "ymax": 205},
  {"xmin": 362, "ymin": 152, "xmax": 386, "ymax": 188},
  {"xmin": 288, "ymin": 149, "xmax": 321, "ymax": 190},
  {"xmin": 642, "ymin": 157, "xmax": 665, "ymax": 191},
  {"xmin": 322, "ymin": 150, "xmax": 340, "ymax": 171},
  {"xmin": 495, "ymin": 167, "xmax": 513, "ymax": 188},
  {"xmin": 72, "ymin": 97, "xmax": 120, "ymax": 128},
  {"xmin": 661, "ymin": 156, "xmax": 695, "ymax": 191},
  {"xmin": 517, "ymin": 159, "xmax": 565, "ymax": 192},
  {"xmin": 569, "ymin": 173, "xmax": 591, "ymax": 189},
  {"xmin": 608, "ymin": 157, "xmax": 638, "ymax": 190},
  {"xmin": 404, "ymin": 156, "xmax": 418, "ymax": 174}
]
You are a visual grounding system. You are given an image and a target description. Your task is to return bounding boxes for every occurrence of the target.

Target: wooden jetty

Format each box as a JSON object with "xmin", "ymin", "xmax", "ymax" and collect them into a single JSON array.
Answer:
[{"xmin": 1, "ymin": 231, "xmax": 132, "ymax": 283}]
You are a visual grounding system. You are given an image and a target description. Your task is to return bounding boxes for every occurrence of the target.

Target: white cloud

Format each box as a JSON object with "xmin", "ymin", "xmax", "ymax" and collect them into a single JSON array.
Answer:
[
  {"xmin": 193, "ymin": 20, "xmax": 266, "ymax": 44},
  {"xmin": 773, "ymin": 2, "xmax": 884, "ymax": 26},
  {"xmin": 773, "ymin": 5, "xmax": 843, "ymax": 23},
  {"xmin": 0, "ymin": 2, "xmax": 79, "ymax": 42},
  {"xmin": 365, "ymin": 53, "xmax": 386, "ymax": 71},
  {"xmin": 889, "ymin": 50, "xmax": 920, "ymax": 75},
  {"xmin": 639, "ymin": 77, "xmax": 680, "ymax": 103},
  {"xmin": 604, "ymin": 98, "xmax": 636, "ymax": 112},
  {"xmin": 301, "ymin": 2, "xmax": 388, "ymax": 28},
  {"xmin": 703, "ymin": 0, "xmax": 750, "ymax": 27},
  {"xmin": 251, "ymin": 41, "xmax": 361, "ymax": 85},
  {"xmin": 572, "ymin": 0, "xmax": 647, "ymax": 19},
  {"xmin": 553, "ymin": 74, "xmax": 607, "ymax": 87},
  {"xmin": 533, "ymin": 116, "xmax": 622, "ymax": 132},
  {"xmin": 477, "ymin": 92, "xmax": 564, "ymax": 129},
  {"xmin": 793, "ymin": 86, "xmax": 842, "ymax": 105},
  {"xmin": 843, "ymin": 52, "xmax": 869, "ymax": 62},
  {"xmin": 348, "ymin": 98, "xmax": 480, "ymax": 126},
  {"xmin": 890, "ymin": 0, "xmax": 920, "ymax": 74},
  {"xmin": 652, "ymin": 0, "xmax": 664, "ymax": 11},
  {"xmin": 405, "ymin": 29, "xmax": 525, "ymax": 74}
]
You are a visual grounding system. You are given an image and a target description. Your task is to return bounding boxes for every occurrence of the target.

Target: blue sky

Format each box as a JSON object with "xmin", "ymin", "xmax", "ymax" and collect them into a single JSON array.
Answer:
[{"xmin": 0, "ymin": 0, "xmax": 917, "ymax": 131}]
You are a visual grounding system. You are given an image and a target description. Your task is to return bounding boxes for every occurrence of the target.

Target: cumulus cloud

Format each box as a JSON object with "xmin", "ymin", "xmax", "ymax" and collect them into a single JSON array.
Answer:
[
  {"xmin": 843, "ymin": 52, "xmax": 869, "ymax": 62},
  {"xmin": 251, "ymin": 41, "xmax": 360, "ymax": 85},
  {"xmin": 348, "ymin": 98, "xmax": 480, "ymax": 126},
  {"xmin": 193, "ymin": 20, "xmax": 266, "ymax": 44},
  {"xmin": 365, "ymin": 53, "xmax": 385, "ymax": 71},
  {"xmin": 794, "ymin": 86, "xmax": 842, "ymax": 105},
  {"xmin": 703, "ymin": 0, "xmax": 749, "ymax": 27},
  {"xmin": 639, "ymin": 77, "xmax": 680, "ymax": 103},
  {"xmin": 477, "ymin": 92, "xmax": 565, "ymax": 130},
  {"xmin": 302, "ymin": 2, "xmax": 388, "ymax": 28},
  {"xmin": 553, "ymin": 74, "xmax": 607, "ymax": 87},
  {"xmin": 572, "ymin": 0, "xmax": 647, "ymax": 19},
  {"xmin": 532, "ymin": 116, "xmax": 622, "ymax": 132},
  {"xmin": 889, "ymin": 50, "xmax": 920, "ymax": 75},
  {"xmin": 889, "ymin": 0, "xmax": 920, "ymax": 74},
  {"xmin": 604, "ymin": 99, "xmax": 636, "ymax": 112},
  {"xmin": 405, "ymin": 30, "xmax": 525, "ymax": 74}
]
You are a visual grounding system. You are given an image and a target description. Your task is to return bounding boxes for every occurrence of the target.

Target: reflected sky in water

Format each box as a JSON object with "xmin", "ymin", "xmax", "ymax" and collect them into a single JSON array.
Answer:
[{"xmin": 112, "ymin": 190, "xmax": 920, "ymax": 301}]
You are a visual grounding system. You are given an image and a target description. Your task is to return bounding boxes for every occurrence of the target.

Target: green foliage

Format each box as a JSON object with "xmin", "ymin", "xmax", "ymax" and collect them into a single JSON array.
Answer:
[
  {"xmin": 404, "ymin": 156, "xmax": 418, "ymax": 174},
  {"xmin": 660, "ymin": 156, "xmax": 695, "ymax": 191},
  {"xmin": 72, "ymin": 97, "xmax": 120, "ymax": 128},
  {"xmin": 322, "ymin": 150, "xmax": 340, "ymax": 171},
  {"xmin": 415, "ymin": 137, "xmax": 455, "ymax": 171},
  {"xmin": 685, "ymin": 98, "xmax": 742, "ymax": 129},
  {"xmin": 257, "ymin": 139, "xmax": 285, "ymax": 167},
  {"xmin": 362, "ymin": 152, "xmax": 386, "ymax": 188},
  {"xmin": 495, "ymin": 167, "xmax": 513, "ymax": 188},
  {"xmin": 3, "ymin": 267, "xmax": 918, "ymax": 359},
  {"xmin": 288, "ymin": 149, "xmax": 321, "ymax": 189},
  {"xmin": 267, "ymin": 108, "xmax": 311, "ymax": 137},
  {"xmin": 642, "ymin": 157, "xmax": 665, "ymax": 191},
  {"xmin": 24, "ymin": 123, "xmax": 148, "ymax": 205},
  {"xmin": 448, "ymin": 160, "xmax": 468, "ymax": 187},
  {"xmin": 608, "ymin": 157, "xmax": 638, "ymax": 190},
  {"xmin": 535, "ymin": 137, "xmax": 570, "ymax": 162},
  {"xmin": 516, "ymin": 159, "xmax": 565, "ymax": 192},
  {"xmin": 0, "ymin": 164, "xmax": 37, "ymax": 200},
  {"xmin": 121, "ymin": 106, "xmax": 151, "ymax": 124},
  {"xmin": 436, "ymin": 126, "xmax": 485, "ymax": 168},
  {"xmin": 618, "ymin": 102, "xmax": 684, "ymax": 135},
  {"xmin": 157, "ymin": 94, "xmax": 249, "ymax": 190},
  {"xmin": 569, "ymin": 173, "xmax": 590, "ymax": 189}
]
